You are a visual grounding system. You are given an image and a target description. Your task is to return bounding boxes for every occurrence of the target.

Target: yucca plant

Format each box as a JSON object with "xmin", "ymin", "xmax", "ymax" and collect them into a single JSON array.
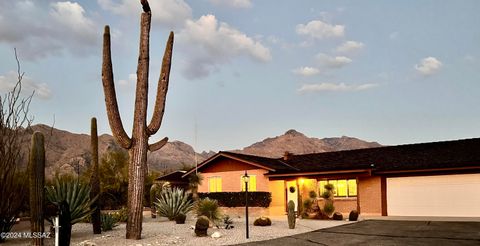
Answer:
[
  {"xmin": 154, "ymin": 187, "xmax": 193, "ymax": 221},
  {"xmin": 45, "ymin": 177, "xmax": 98, "ymax": 225},
  {"xmin": 195, "ymin": 198, "xmax": 222, "ymax": 222},
  {"xmin": 101, "ymin": 213, "xmax": 118, "ymax": 231}
]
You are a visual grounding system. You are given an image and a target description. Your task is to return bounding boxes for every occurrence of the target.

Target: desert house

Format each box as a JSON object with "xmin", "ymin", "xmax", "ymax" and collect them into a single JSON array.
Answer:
[{"xmin": 182, "ymin": 137, "xmax": 480, "ymax": 217}]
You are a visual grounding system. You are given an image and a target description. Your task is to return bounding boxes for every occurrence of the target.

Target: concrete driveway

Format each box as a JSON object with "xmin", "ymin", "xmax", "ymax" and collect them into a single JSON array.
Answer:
[{"xmin": 239, "ymin": 220, "xmax": 480, "ymax": 245}]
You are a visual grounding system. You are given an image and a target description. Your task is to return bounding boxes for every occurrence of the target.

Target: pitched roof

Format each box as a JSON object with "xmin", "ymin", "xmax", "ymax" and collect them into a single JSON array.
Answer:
[
  {"xmin": 156, "ymin": 170, "xmax": 188, "ymax": 181},
  {"xmin": 183, "ymin": 137, "xmax": 480, "ymax": 177},
  {"xmin": 278, "ymin": 137, "xmax": 480, "ymax": 174}
]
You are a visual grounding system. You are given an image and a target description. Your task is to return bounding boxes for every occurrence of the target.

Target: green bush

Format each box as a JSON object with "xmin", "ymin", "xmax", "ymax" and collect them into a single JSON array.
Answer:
[
  {"xmin": 101, "ymin": 213, "xmax": 118, "ymax": 231},
  {"xmin": 45, "ymin": 177, "xmax": 98, "ymax": 225},
  {"xmin": 195, "ymin": 198, "xmax": 222, "ymax": 222},
  {"xmin": 154, "ymin": 187, "xmax": 193, "ymax": 220},
  {"xmin": 323, "ymin": 202, "xmax": 335, "ymax": 216},
  {"xmin": 309, "ymin": 190, "xmax": 317, "ymax": 199},
  {"xmin": 198, "ymin": 192, "xmax": 272, "ymax": 207}
]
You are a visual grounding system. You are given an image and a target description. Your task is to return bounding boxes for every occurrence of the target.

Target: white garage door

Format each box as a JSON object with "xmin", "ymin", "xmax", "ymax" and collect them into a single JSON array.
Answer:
[{"xmin": 387, "ymin": 174, "xmax": 480, "ymax": 217}]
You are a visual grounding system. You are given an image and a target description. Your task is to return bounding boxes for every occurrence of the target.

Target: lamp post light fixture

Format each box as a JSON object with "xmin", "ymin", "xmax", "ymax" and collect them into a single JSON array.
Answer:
[{"xmin": 242, "ymin": 171, "xmax": 250, "ymax": 239}]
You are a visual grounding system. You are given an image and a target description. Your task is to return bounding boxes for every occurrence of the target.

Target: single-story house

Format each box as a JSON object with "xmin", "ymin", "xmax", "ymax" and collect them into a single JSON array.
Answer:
[
  {"xmin": 155, "ymin": 170, "xmax": 189, "ymax": 190},
  {"xmin": 182, "ymin": 137, "xmax": 480, "ymax": 217}
]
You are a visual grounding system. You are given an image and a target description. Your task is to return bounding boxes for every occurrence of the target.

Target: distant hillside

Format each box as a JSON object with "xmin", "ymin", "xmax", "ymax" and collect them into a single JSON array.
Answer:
[
  {"xmin": 238, "ymin": 129, "xmax": 382, "ymax": 157},
  {"xmin": 19, "ymin": 125, "xmax": 381, "ymax": 178},
  {"xmin": 22, "ymin": 124, "xmax": 212, "ymax": 178}
]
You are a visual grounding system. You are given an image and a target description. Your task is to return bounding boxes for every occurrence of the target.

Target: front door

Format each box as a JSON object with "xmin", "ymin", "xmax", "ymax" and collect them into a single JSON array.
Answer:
[{"xmin": 286, "ymin": 180, "xmax": 298, "ymax": 212}]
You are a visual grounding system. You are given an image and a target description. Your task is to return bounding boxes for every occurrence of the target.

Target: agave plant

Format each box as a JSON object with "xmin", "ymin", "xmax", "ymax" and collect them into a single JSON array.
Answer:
[
  {"xmin": 45, "ymin": 177, "xmax": 98, "ymax": 225},
  {"xmin": 154, "ymin": 187, "xmax": 193, "ymax": 221}
]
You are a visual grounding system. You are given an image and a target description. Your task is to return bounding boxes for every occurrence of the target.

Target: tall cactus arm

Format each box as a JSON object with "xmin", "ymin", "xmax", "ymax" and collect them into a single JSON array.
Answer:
[
  {"xmin": 147, "ymin": 32, "xmax": 174, "ymax": 136},
  {"xmin": 148, "ymin": 137, "xmax": 168, "ymax": 151},
  {"xmin": 102, "ymin": 25, "xmax": 132, "ymax": 149}
]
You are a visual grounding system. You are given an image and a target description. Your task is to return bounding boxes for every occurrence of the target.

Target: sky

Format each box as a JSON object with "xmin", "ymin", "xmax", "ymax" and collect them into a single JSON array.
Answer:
[{"xmin": 0, "ymin": 0, "xmax": 479, "ymax": 152}]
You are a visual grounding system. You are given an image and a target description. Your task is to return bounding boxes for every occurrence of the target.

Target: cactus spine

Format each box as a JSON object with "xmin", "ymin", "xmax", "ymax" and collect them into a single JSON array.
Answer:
[
  {"xmin": 29, "ymin": 131, "xmax": 45, "ymax": 246},
  {"xmin": 287, "ymin": 200, "xmax": 296, "ymax": 229},
  {"xmin": 90, "ymin": 117, "xmax": 101, "ymax": 234},
  {"xmin": 101, "ymin": 0, "xmax": 172, "ymax": 239}
]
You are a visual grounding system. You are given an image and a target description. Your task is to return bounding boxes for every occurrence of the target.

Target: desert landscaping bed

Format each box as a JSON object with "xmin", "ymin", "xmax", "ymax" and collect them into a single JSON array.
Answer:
[{"xmin": 4, "ymin": 214, "xmax": 352, "ymax": 246}]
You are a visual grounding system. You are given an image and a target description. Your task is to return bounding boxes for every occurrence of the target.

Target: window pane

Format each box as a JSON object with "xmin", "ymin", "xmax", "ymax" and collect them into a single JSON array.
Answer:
[
  {"xmin": 337, "ymin": 180, "xmax": 347, "ymax": 197},
  {"xmin": 216, "ymin": 177, "xmax": 222, "ymax": 192},
  {"xmin": 209, "ymin": 177, "xmax": 216, "ymax": 192},
  {"xmin": 249, "ymin": 176, "xmax": 257, "ymax": 191},
  {"xmin": 318, "ymin": 180, "xmax": 327, "ymax": 195},
  {"xmin": 348, "ymin": 179, "xmax": 357, "ymax": 196}
]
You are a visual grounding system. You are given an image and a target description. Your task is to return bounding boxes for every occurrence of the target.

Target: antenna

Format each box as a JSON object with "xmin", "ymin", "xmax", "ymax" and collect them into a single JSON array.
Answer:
[{"xmin": 194, "ymin": 117, "xmax": 198, "ymax": 174}]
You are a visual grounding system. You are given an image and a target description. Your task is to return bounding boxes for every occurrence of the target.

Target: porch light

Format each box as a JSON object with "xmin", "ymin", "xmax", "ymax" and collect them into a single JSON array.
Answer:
[
  {"xmin": 242, "ymin": 171, "xmax": 250, "ymax": 239},
  {"xmin": 299, "ymin": 178, "xmax": 305, "ymax": 185}
]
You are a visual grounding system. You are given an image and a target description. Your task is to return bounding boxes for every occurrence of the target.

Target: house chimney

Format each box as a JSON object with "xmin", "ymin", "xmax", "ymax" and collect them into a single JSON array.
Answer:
[{"xmin": 283, "ymin": 151, "xmax": 292, "ymax": 161}]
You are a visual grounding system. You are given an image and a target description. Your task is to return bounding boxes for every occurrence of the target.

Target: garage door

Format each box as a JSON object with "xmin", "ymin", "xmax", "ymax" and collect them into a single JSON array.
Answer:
[{"xmin": 387, "ymin": 174, "xmax": 480, "ymax": 217}]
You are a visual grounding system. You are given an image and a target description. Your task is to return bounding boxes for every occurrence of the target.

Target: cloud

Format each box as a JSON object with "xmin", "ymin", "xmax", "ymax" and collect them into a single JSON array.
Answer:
[
  {"xmin": 296, "ymin": 20, "xmax": 345, "ymax": 39},
  {"xmin": 336, "ymin": 41, "xmax": 364, "ymax": 53},
  {"xmin": 0, "ymin": 71, "xmax": 52, "ymax": 99},
  {"xmin": 292, "ymin": 67, "xmax": 320, "ymax": 76},
  {"xmin": 118, "ymin": 73, "xmax": 137, "ymax": 88},
  {"xmin": 178, "ymin": 14, "xmax": 271, "ymax": 79},
  {"xmin": 297, "ymin": 82, "xmax": 378, "ymax": 93},
  {"xmin": 415, "ymin": 57, "xmax": 442, "ymax": 76},
  {"xmin": 0, "ymin": 1, "xmax": 98, "ymax": 60},
  {"xmin": 315, "ymin": 53, "xmax": 352, "ymax": 68},
  {"xmin": 98, "ymin": 0, "xmax": 192, "ymax": 28},
  {"xmin": 209, "ymin": 0, "xmax": 252, "ymax": 8}
]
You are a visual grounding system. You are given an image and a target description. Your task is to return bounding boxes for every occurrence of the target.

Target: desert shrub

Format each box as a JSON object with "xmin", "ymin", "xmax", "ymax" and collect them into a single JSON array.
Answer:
[
  {"xmin": 195, "ymin": 198, "xmax": 222, "ymax": 222},
  {"xmin": 324, "ymin": 183, "xmax": 335, "ymax": 191},
  {"xmin": 309, "ymin": 190, "xmax": 317, "ymax": 199},
  {"xmin": 45, "ymin": 177, "xmax": 98, "ymax": 225},
  {"xmin": 223, "ymin": 215, "xmax": 234, "ymax": 229},
  {"xmin": 332, "ymin": 212, "xmax": 343, "ymax": 220},
  {"xmin": 155, "ymin": 187, "xmax": 193, "ymax": 221},
  {"xmin": 198, "ymin": 192, "xmax": 272, "ymax": 207},
  {"xmin": 101, "ymin": 213, "xmax": 118, "ymax": 231},
  {"xmin": 253, "ymin": 216, "xmax": 272, "ymax": 226},
  {"xmin": 349, "ymin": 210, "xmax": 359, "ymax": 221},
  {"xmin": 320, "ymin": 190, "xmax": 331, "ymax": 199},
  {"xmin": 194, "ymin": 216, "xmax": 210, "ymax": 237},
  {"xmin": 111, "ymin": 207, "xmax": 128, "ymax": 223},
  {"xmin": 323, "ymin": 202, "xmax": 335, "ymax": 216}
]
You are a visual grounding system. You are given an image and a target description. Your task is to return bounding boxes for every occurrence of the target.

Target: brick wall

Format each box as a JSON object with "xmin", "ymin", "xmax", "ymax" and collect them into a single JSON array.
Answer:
[{"xmin": 358, "ymin": 176, "xmax": 382, "ymax": 215}]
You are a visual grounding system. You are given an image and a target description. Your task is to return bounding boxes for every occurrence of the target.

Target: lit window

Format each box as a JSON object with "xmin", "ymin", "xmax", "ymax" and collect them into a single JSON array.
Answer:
[
  {"xmin": 317, "ymin": 179, "xmax": 357, "ymax": 198},
  {"xmin": 208, "ymin": 177, "xmax": 222, "ymax": 192},
  {"xmin": 241, "ymin": 175, "xmax": 257, "ymax": 191}
]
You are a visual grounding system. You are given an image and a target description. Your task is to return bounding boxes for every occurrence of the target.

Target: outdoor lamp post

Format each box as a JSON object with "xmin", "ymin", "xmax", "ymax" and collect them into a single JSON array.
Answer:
[{"xmin": 242, "ymin": 171, "xmax": 250, "ymax": 239}]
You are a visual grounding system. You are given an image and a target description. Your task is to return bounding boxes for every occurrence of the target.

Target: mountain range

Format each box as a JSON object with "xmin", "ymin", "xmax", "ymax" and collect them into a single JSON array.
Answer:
[{"xmin": 21, "ymin": 125, "xmax": 381, "ymax": 178}]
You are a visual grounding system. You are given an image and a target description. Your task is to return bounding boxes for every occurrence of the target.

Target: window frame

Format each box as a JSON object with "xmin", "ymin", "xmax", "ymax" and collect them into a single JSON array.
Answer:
[
  {"xmin": 241, "ymin": 175, "xmax": 257, "ymax": 192},
  {"xmin": 208, "ymin": 176, "xmax": 222, "ymax": 192},
  {"xmin": 317, "ymin": 178, "xmax": 357, "ymax": 198}
]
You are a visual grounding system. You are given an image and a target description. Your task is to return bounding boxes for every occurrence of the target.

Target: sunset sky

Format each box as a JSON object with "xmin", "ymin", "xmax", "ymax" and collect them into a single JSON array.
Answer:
[{"xmin": 1, "ymin": 0, "xmax": 479, "ymax": 152}]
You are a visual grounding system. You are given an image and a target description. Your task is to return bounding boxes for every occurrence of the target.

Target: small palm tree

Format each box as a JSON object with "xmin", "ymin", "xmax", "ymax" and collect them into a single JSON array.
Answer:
[{"xmin": 188, "ymin": 172, "xmax": 203, "ymax": 201}]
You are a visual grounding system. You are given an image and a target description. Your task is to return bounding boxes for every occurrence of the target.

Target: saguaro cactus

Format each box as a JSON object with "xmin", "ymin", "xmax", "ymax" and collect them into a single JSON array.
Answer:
[
  {"xmin": 101, "ymin": 0, "xmax": 172, "ymax": 239},
  {"xmin": 90, "ymin": 117, "xmax": 101, "ymax": 234},
  {"xmin": 29, "ymin": 131, "xmax": 45, "ymax": 246}
]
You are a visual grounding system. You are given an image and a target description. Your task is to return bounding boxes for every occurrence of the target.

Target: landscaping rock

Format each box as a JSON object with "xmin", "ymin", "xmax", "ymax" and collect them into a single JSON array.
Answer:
[{"xmin": 211, "ymin": 231, "xmax": 222, "ymax": 238}]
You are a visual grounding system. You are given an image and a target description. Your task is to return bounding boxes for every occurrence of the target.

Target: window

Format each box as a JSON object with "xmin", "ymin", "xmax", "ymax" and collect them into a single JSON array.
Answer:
[
  {"xmin": 208, "ymin": 177, "xmax": 222, "ymax": 192},
  {"xmin": 241, "ymin": 175, "xmax": 257, "ymax": 191},
  {"xmin": 318, "ymin": 179, "xmax": 357, "ymax": 197}
]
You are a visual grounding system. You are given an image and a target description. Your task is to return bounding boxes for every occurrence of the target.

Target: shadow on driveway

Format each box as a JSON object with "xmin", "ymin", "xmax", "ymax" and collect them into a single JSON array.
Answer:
[{"xmin": 237, "ymin": 220, "xmax": 480, "ymax": 246}]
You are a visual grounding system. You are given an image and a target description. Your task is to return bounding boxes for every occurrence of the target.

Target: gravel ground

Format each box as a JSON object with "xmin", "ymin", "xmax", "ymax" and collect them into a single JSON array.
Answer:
[{"xmin": 4, "ymin": 214, "xmax": 352, "ymax": 246}]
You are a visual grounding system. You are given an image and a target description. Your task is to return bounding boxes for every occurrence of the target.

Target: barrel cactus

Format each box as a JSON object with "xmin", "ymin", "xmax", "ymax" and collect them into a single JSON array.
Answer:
[
  {"xmin": 195, "ymin": 216, "xmax": 210, "ymax": 237},
  {"xmin": 287, "ymin": 200, "xmax": 296, "ymax": 229}
]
